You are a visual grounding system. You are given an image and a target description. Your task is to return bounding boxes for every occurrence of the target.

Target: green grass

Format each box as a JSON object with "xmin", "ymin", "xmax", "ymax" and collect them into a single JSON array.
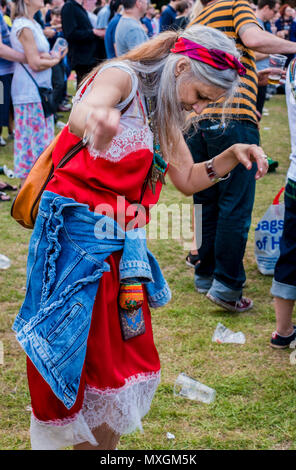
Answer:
[{"xmin": 1, "ymin": 94, "xmax": 296, "ymax": 450}]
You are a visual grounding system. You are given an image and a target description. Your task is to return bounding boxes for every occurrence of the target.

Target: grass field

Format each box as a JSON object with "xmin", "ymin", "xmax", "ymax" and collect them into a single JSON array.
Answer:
[{"xmin": 0, "ymin": 93, "xmax": 295, "ymax": 450}]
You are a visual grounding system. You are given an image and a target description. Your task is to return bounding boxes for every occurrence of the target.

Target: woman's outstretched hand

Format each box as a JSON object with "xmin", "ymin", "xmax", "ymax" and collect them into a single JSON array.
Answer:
[
  {"xmin": 82, "ymin": 108, "xmax": 121, "ymax": 152},
  {"xmin": 230, "ymin": 143, "xmax": 269, "ymax": 180}
]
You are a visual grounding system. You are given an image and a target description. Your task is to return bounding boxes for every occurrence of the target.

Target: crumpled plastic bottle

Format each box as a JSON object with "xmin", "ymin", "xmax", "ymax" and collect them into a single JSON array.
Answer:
[
  {"xmin": 174, "ymin": 372, "xmax": 216, "ymax": 404},
  {"xmin": 0, "ymin": 254, "xmax": 11, "ymax": 270},
  {"xmin": 212, "ymin": 322, "xmax": 246, "ymax": 344}
]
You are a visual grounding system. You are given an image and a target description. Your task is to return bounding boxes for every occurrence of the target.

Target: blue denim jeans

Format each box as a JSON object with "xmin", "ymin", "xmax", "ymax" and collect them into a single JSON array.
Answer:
[
  {"xmin": 271, "ymin": 179, "xmax": 296, "ymax": 299},
  {"xmin": 186, "ymin": 119, "xmax": 259, "ymax": 301},
  {"xmin": 12, "ymin": 191, "xmax": 170, "ymax": 409}
]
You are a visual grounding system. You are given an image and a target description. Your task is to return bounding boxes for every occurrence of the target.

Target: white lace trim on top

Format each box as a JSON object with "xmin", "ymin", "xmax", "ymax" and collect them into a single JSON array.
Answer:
[
  {"xmin": 72, "ymin": 62, "xmax": 153, "ymax": 163},
  {"xmin": 88, "ymin": 122, "xmax": 153, "ymax": 162},
  {"xmin": 30, "ymin": 370, "xmax": 161, "ymax": 450}
]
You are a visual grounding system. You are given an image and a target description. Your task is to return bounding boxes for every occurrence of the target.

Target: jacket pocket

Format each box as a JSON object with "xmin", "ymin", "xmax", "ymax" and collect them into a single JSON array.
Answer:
[{"xmin": 46, "ymin": 302, "xmax": 83, "ymax": 344}]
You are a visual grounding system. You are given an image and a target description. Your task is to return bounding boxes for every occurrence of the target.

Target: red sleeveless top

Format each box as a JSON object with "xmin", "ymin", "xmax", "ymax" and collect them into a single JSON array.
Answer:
[{"xmin": 46, "ymin": 64, "xmax": 167, "ymax": 228}]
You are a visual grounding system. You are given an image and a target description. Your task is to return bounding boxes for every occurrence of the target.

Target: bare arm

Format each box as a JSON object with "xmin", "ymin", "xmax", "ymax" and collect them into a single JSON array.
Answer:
[
  {"xmin": 239, "ymin": 24, "xmax": 296, "ymax": 54},
  {"xmin": 18, "ymin": 28, "xmax": 60, "ymax": 72},
  {"xmin": 0, "ymin": 33, "xmax": 25, "ymax": 63},
  {"xmin": 69, "ymin": 71, "xmax": 268, "ymax": 194},
  {"xmin": 168, "ymin": 132, "xmax": 268, "ymax": 196},
  {"xmin": 93, "ymin": 28, "xmax": 106, "ymax": 38},
  {"xmin": 43, "ymin": 27, "xmax": 57, "ymax": 39},
  {"xmin": 68, "ymin": 67, "xmax": 132, "ymax": 150}
]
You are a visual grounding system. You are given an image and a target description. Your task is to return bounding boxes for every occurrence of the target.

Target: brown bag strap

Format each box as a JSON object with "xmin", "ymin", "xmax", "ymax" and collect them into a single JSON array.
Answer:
[
  {"xmin": 55, "ymin": 139, "xmax": 85, "ymax": 170},
  {"xmin": 55, "ymin": 97, "xmax": 135, "ymax": 172}
]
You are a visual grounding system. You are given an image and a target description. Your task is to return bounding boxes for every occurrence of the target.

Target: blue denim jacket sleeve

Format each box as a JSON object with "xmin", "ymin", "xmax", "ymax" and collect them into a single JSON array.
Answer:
[
  {"xmin": 119, "ymin": 228, "xmax": 153, "ymax": 283},
  {"xmin": 12, "ymin": 192, "xmax": 171, "ymax": 409},
  {"xmin": 145, "ymin": 249, "xmax": 171, "ymax": 308},
  {"xmin": 119, "ymin": 227, "xmax": 171, "ymax": 308}
]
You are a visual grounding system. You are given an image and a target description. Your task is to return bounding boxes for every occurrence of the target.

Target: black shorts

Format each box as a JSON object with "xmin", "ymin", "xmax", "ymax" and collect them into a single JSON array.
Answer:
[{"xmin": 0, "ymin": 73, "xmax": 13, "ymax": 127}]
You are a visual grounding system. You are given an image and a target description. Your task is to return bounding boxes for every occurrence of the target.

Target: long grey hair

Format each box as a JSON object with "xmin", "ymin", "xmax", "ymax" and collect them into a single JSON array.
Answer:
[{"xmin": 87, "ymin": 25, "xmax": 242, "ymax": 163}]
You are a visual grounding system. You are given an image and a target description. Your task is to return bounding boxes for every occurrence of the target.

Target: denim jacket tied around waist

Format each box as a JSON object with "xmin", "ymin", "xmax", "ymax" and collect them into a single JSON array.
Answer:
[{"xmin": 12, "ymin": 191, "xmax": 171, "ymax": 409}]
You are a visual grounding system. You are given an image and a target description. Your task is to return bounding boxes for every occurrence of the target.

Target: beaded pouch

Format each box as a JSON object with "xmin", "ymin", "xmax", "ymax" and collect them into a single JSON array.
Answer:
[
  {"xmin": 119, "ymin": 306, "xmax": 146, "ymax": 341},
  {"xmin": 118, "ymin": 283, "xmax": 146, "ymax": 340}
]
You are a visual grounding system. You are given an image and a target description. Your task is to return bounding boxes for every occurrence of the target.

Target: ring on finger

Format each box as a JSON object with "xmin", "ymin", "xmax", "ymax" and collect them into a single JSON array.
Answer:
[
  {"xmin": 82, "ymin": 131, "xmax": 94, "ymax": 148},
  {"xmin": 82, "ymin": 131, "xmax": 90, "ymax": 146}
]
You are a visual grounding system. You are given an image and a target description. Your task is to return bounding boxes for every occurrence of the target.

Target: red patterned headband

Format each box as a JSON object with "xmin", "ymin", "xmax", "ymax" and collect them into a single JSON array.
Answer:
[{"xmin": 170, "ymin": 37, "xmax": 246, "ymax": 76}]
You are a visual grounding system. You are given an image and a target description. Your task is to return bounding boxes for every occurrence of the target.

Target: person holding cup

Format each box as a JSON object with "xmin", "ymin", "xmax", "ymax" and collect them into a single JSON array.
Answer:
[
  {"xmin": 10, "ymin": 0, "xmax": 64, "ymax": 186},
  {"xmin": 268, "ymin": 53, "xmax": 287, "ymax": 85}
]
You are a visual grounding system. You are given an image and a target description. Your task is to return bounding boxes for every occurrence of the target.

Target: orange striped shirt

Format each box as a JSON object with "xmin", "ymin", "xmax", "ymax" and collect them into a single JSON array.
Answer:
[{"xmin": 189, "ymin": 0, "xmax": 260, "ymax": 124}]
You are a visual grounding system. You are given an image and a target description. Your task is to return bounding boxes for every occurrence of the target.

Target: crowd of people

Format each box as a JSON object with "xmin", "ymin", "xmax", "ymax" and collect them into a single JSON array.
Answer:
[
  {"xmin": 0, "ymin": 0, "xmax": 296, "ymax": 452},
  {"xmin": 0, "ymin": 0, "xmax": 195, "ymax": 189},
  {"xmin": 0, "ymin": 0, "xmax": 296, "ymax": 184}
]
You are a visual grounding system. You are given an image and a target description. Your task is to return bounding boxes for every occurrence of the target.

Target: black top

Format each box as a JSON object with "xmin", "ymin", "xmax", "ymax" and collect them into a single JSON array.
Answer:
[
  {"xmin": 61, "ymin": 0, "xmax": 105, "ymax": 69},
  {"xmin": 172, "ymin": 15, "xmax": 189, "ymax": 31},
  {"xmin": 34, "ymin": 10, "xmax": 45, "ymax": 28}
]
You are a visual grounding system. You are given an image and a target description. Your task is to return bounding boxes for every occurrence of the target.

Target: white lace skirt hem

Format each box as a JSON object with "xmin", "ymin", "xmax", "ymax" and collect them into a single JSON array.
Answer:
[{"xmin": 30, "ymin": 370, "xmax": 161, "ymax": 450}]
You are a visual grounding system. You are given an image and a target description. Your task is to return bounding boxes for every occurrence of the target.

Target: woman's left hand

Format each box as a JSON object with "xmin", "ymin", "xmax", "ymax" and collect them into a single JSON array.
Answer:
[{"xmin": 230, "ymin": 143, "xmax": 269, "ymax": 180}]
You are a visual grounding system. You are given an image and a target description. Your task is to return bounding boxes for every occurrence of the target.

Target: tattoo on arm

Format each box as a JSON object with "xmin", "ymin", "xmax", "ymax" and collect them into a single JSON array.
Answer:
[{"xmin": 238, "ymin": 23, "xmax": 261, "ymax": 38}]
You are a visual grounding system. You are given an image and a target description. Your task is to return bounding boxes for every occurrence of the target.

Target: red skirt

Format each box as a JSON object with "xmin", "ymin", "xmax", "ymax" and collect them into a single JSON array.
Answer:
[{"xmin": 27, "ymin": 251, "xmax": 161, "ymax": 449}]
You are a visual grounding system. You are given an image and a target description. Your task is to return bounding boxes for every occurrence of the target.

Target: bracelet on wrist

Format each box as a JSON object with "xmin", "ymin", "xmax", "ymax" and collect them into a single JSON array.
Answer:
[{"xmin": 205, "ymin": 157, "xmax": 231, "ymax": 183}]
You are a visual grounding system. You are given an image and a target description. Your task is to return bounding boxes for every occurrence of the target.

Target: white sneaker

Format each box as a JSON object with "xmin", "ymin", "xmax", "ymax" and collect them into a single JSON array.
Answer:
[{"xmin": 0, "ymin": 136, "xmax": 6, "ymax": 146}]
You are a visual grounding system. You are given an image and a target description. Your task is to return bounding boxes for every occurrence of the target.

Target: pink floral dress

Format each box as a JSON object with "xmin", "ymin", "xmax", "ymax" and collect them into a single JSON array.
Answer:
[
  {"xmin": 13, "ymin": 103, "xmax": 54, "ymax": 179},
  {"xmin": 10, "ymin": 17, "xmax": 55, "ymax": 179}
]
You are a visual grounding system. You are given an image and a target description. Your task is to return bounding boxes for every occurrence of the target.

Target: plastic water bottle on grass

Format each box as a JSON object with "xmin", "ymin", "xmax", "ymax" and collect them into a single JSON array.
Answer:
[
  {"xmin": 0, "ymin": 254, "xmax": 11, "ymax": 269},
  {"xmin": 174, "ymin": 373, "xmax": 216, "ymax": 404},
  {"xmin": 212, "ymin": 322, "xmax": 245, "ymax": 344}
]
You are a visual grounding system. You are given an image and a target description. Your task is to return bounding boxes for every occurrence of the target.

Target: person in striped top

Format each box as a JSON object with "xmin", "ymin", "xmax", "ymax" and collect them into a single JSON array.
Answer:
[
  {"xmin": 190, "ymin": 0, "xmax": 260, "ymax": 123},
  {"xmin": 186, "ymin": 0, "xmax": 296, "ymax": 313}
]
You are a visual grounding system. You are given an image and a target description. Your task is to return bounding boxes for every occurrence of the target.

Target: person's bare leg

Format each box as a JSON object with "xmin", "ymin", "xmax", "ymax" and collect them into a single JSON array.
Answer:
[
  {"xmin": 274, "ymin": 297, "xmax": 295, "ymax": 336},
  {"xmin": 74, "ymin": 423, "xmax": 120, "ymax": 450}
]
